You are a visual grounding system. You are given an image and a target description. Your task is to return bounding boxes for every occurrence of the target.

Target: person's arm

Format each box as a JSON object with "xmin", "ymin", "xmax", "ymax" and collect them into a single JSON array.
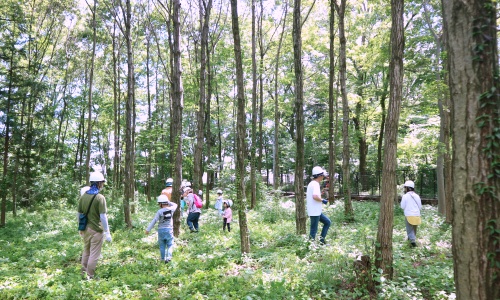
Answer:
[
  {"xmin": 145, "ymin": 214, "xmax": 159, "ymax": 234},
  {"xmin": 400, "ymin": 196, "xmax": 406, "ymax": 209},
  {"xmin": 99, "ymin": 213, "xmax": 112, "ymax": 242}
]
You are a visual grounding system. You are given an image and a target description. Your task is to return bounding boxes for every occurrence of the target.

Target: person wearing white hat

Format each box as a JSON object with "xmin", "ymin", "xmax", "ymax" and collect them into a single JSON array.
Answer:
[
  {"xmin": 306, "ymin": 166, "xmax": 331, "ymax": 245},
  {"xmin": 401, "ymin": 180, "xmax": 422, "ymax": 247},
  {"xmin": 78, "ymin": 171, "xmax": 111, "ymax": 279},
  {"xmin": 214, "ymin": 189, "xmax": 224, "ymax": 216},
  {"xmin": 145, "ymin": 195, "xmax": 178, "ymax": 263}
]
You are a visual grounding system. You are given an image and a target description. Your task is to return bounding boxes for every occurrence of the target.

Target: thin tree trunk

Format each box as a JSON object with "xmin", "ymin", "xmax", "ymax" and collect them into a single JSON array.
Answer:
[
  {"xmin": 442, "ymin": 0, "xmax": 500, "ymax": 298},
  {"xmin": 293, "ymin": 0, "xmax": 307, "ymax": 235},
  {"xmin": 123, "ymin": 0, "xmax": 134, "ymax": 227},
  {"xmin": 335, "ymin": 0, "xmax": 354, "ymax": 221},
  {"xmin": 375, "ymin": 0, "xmax": 404, "ymax": 280},
  {"xmin": 194, "ymin": 0, "xmax": 212, "ymax": 195},
  {"xmin": 230, "ymin": 0, "xmax": 251, "ymax": 253},
  {"xmin": 146, "ymin": 27, "xmax": 152, "ymax": 203},
  {"xmin": 273, "ymin": 1, "xmax": 288, "ymax": 190},
  {"xmin": 250, "ymin": 0, "xmax": 258, "ymax": 209},
  {"xmin": 1, "ymin": 42, "xmax": 15, "ymax": 226},
  {"xmin": 85, "ymin": 0, "xmax": 97, "ymax": 184},
  {"xmin": 170, "ymin": 0, "xmax": 184, "ymax": 238},
  {"xmin": 328, "ymin": 0, "xmax": 336, "ymax": 203}
]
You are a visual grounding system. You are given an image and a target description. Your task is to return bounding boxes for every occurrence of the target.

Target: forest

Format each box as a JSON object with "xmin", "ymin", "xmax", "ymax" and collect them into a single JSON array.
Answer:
[{"xmin": 0, "ymin": 0, "xmax": 499, "ymax": 299}]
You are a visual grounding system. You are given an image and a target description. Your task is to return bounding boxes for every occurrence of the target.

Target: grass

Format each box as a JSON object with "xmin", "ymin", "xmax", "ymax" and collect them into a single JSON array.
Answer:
[{"xmin": 0, "ymin": 193, "xmax": 455, "ymax": 299}]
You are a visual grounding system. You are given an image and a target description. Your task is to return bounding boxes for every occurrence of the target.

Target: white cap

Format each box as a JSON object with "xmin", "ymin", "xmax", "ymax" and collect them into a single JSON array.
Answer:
[
  {"xmin": 157, "ymin": 195, "xmax": 169, "ymax": 203},
  {"xmin": 404, "ymin": 180, "xmax": 415, "ymax": 188},
  {"xmin": 312, "ymin": 166, "xmax": 327, "ymax": 177},
  {"xmin": 89, "ymin": 171, "xmax": 105, "ymax": 182}
]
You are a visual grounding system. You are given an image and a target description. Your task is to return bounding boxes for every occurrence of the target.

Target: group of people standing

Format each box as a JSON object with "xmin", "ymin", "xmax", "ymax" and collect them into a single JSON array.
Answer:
[
  {"xmin": 78, "ymin": 166, "xmax": 421, "ymax": 279},
  {"xmin": 146, "ymin": 179, "xmax": 232, "ymax": 263},
  {"xmin": 306, "ymin": 166, "xmax": 422, "ymax": 247}
]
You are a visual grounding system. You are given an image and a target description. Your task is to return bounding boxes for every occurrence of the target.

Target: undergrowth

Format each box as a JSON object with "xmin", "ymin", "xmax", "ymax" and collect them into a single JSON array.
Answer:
[{"xmin": 0, "ymin": 191, "xmax": 454, "ymax": 299}]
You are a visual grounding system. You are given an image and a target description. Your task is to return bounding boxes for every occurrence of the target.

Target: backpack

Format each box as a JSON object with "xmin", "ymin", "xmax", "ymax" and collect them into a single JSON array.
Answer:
[{"xmin": 193, "ymin": 193, "xmax": 203, "ymax": 209}]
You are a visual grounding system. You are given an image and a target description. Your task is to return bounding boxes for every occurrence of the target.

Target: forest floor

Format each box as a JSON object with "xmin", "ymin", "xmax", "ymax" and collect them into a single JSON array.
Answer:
[{"xmin": 0, "ymin": 194, "xmax": 455, "ymax": 299}]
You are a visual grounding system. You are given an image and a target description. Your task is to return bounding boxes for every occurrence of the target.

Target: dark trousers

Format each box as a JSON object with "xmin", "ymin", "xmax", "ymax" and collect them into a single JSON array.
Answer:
[
  {"xmin": 187, "ymin": 212, "xmax": 201, "ymax": 231},
  {"xmin": 223, "ymin": 218, "xmax": 231, "ymax": 232}
]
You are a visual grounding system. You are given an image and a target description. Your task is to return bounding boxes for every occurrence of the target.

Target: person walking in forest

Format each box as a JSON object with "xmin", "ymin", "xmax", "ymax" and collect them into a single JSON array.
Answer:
[
  {"xmin": 78, "ymin": 171, "xmax": 112, "ymax": 280},
  {"xmin": 401, "ymin": 180, "xmax": 422, "ymax": 247},
  {"xmin": 184, "ymin": 187, "xmax": 201, "ymax": 232},
  {"xmin": 161, "ymin": 178, "xmax": 174, "ymax": 201},
  {"xmin": 306, "ymin": 166, "xmax": 331, "ymax": 245},
  {"xmin": 145, "ymin": 195, "xmax": 178, "ymax": 263},
  {"xmin": 222, "ymin": 200, "xmax": 232, "ymax": 232},
  {"xmin": 214, "ymin": 189, "xmax": 224, "ymax": 216}
]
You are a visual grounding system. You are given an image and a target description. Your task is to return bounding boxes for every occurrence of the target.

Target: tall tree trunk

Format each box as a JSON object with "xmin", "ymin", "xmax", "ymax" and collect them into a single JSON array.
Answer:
[
  {"xmin": 123, "ymin": 0, "xmax": 134, "ymax": 228},
  {"xmin": 1, "ymin": 42, "xmax": 15, "ymax": 226},
  {"xmin": 85, "ymin": 0, "xmax": 97, "ymax": 184},
  {"xmin": 375, "ymin": 0, "xmax": 404, "ymax": 280},
  {"xmin": 194, "ymin": 0, "xmax": 212, "ymax": 195},
  {"xmin": 422, "ymin": 0, "xmax": 448, "ymax": 217},
  {"xmin": 170, "ymin": 0, "xmax": 184, "ymax": 238},
  {"xmin": 293, "ymin": 0, "xmax": 307, "ymax": 235},
  {"xmin": 273, "ymin": 1, "xmax": 288, "ymax": 190},
  {"xmin": 146, "ymin": 27, "xmax": 152, "ymax": 203},
  {"xmin": 112, "ymin": 24, "xmax": 122, "ymax": 199},
  {"xmin": 230, "ymin": 0, "xmax": 251, "ymax": 253},
  {"xmin": 250, "ymin": 0, "xmax": 258, "ymax": 209},
  {"xmin": 376, "ymin": 72, "xmax": 389, "ymax": 175},
  {"xmin": 335, "ymin": 0, "xmax": 353, "ymax": 221},
  {"xmin": 205, "ymin": 49, "xmax": 213, "ymax": 206},
  {"xmin": 328, "ymin": 0, "xmax": 336, "ymax": 203},
  {"xmin": 442, "ymin": 0, "xmax": 500, "ymax": 298}
]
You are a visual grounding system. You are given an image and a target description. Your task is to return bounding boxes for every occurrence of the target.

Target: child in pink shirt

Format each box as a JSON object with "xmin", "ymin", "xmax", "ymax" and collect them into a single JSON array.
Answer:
[{"xmin": 222, "ymin": 201, "xmax": 232, "ymax": 232}]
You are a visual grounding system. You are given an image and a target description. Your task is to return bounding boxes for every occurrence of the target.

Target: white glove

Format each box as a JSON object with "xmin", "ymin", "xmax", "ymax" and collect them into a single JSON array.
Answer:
[{"xmin": 104, "ymin": 231, "xmax": 112, "ymax": 242}]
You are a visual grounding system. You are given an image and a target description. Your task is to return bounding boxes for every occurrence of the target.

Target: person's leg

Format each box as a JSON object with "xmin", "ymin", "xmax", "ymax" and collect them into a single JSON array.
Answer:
[
  {"xmin": 193, "ymin": 213, "xmax": 200, "ymax": 231},
  {"xmin": 86, "ymin": 228, "xmax": 104, "ymax": 278},
  {"xmin": 165, "ymin": 232, "xmax": 174, "ymax": 261},
  {"xmin": 319, "ymin": 213, "xmax": 331, "ymax": 243},
  {"xmin": 158, "ymin": 229, "xmax": 167, "ymax": 261},
  {"xmin": 223, "ymin": 218, "xmax": 227, "ymax": 231},
  {"xmin": 405, "ymin": 218, "xmax": 416, "ymax": 243},
  {"xmin": 81, "ymin": 230, "xmax": 92, "ymax": 276},
  {"xmin": 309, "ymin": 216, "xmax": 320, "ymax": 240},
  {"xmin": 227, "ymin": 222, "xmax": 231, "ymax": 232},
  {"xmin": 187, "ymin": 213, "xmax": 195, "ymax": 231}
]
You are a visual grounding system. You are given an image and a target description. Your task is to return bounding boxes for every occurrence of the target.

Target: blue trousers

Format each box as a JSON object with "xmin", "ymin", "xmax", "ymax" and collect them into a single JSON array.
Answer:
[
  {"xmin": 310, "ymin": 213, "xmax": 331, "ymax": 242},
  {"xmin": 158, "ymin": 228, "xmax": 174, "ymax": 261},
  {"xmin": 187, "ymin": 212, "xmax": 201, "ymax": 231}
]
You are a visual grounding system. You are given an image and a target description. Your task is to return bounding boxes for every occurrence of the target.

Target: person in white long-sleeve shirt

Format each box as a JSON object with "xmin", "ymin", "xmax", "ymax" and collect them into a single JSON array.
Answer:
[{"xmin": 400, "ymin": 180, "xmax": 422, "ymax": 247}]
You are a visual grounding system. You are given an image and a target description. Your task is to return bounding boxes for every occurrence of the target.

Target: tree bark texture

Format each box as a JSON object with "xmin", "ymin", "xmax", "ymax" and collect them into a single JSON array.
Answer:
[
  {"xmin": 336, "ymin": 0, "xmax": 354, "ymax": 221},
  {"xmin": 273, "ymin": 1, "xmax": 288, "ymax": 190},
  {"xmin": 85, "ymin": 0, "xmax": 97, "ymax": 185},
  {"xmin": 230, "ymin": 0, "xmax": 251, "ymax": 253},
  {"xmin": 328, "ymin": 0, "xmax": 336, "ymax": 202},
  {"xmin": 442, "ymin": 0, "xmax": 500, "ymax": 298},
  {"xmin": 123, "ymin": 0, "xmax": 134, "ymax": 228},
  {"xmin": 293, "ymin": 0, "xmax": 307, "ymax": 235},
  {"xmin": 375, "ymin": 0, "xmax": 404, "ymax": 280},
  {"xmin": 250, "ymin": 0, "xmax": 257, "ymax": 209},
  {"xmin": 170, "ymin": 0, "xmax": 184, "ymax": 238},
  {"xmin": 193, "ymin": 0, "xmax": 212, "ymax": 195}
]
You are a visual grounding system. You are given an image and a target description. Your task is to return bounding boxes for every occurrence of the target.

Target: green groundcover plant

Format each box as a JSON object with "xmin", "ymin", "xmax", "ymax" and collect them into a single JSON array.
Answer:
[{"xmin": 0, "ymin": 193, "xmax": 454, "ymax": 299}]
